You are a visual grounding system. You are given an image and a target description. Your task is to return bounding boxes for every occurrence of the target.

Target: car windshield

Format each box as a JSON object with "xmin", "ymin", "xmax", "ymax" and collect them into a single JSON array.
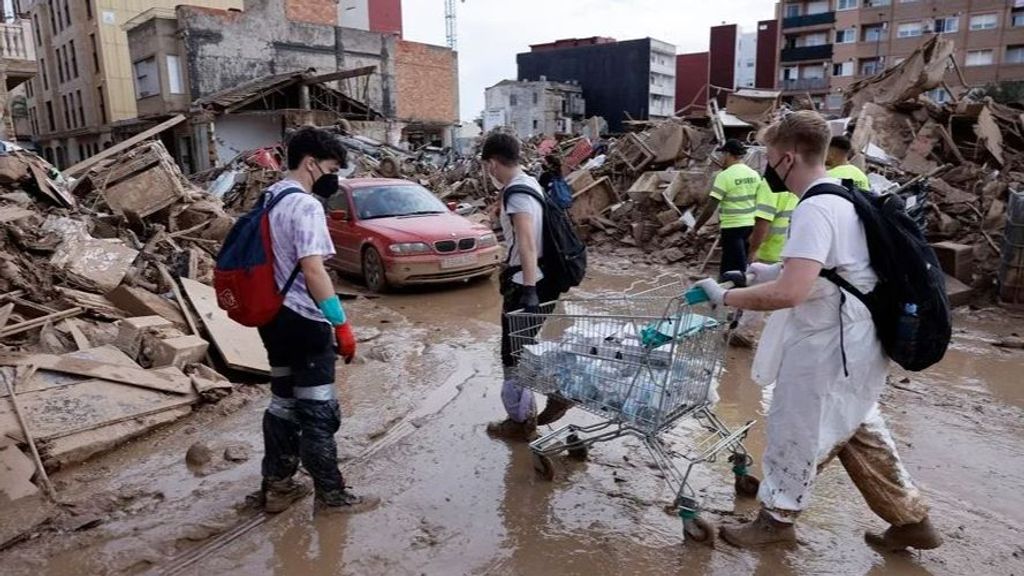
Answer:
[{"xmin": 352, "ymin": 185, "xmax": 447, "ymax": 220}]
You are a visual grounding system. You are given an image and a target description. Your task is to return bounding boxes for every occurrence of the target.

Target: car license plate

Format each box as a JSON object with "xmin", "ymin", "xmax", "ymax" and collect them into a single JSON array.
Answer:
[{"xmin": 441, "ymin": 254, "xmax": 477, "ymax": 269}]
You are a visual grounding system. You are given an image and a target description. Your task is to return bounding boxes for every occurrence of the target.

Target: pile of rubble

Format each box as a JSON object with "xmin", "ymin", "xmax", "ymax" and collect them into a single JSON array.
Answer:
[{"xmin": 0, "ymin": 139, "xmax": 255, "ymax": 509}]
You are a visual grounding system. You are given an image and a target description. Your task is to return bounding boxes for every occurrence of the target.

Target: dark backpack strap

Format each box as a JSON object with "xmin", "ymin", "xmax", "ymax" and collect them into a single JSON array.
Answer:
[
  {"xmin": 800, "ymin": 182, "xmax": 855, "ymax": 204},
  {"xmin": 502, "ymin": 184, "xmax": 546, "ymax": 266},
  {"xmin": 264, "ymin": 187, "xmax": 307, "ymax": 297}
]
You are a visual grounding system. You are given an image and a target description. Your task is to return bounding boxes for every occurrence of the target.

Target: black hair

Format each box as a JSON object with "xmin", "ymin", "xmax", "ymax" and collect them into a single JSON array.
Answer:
[
  {"xmin": 829, "ymin": 135, "xmax": 853, "ymax": 153},
  {"xmin": 285, "ymin": 126, "xmax": 348, "ymax": 170},
  {"xmin": 481, "ymin": 133, "xmax": 520, "ymax": 166},
  {"xmin": 545, "ymin": 154, "xmax": 562, "ymax": 171}
]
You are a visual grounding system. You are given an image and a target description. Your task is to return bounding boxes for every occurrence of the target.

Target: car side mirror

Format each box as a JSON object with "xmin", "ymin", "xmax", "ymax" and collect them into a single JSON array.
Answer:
[
  {"xmin": 446, "ymin": 201, "xmax": 458, "ymax": 212},
  {"xmin": 329, "ymin": 209, "xmax": 349, "ymax": 221}
]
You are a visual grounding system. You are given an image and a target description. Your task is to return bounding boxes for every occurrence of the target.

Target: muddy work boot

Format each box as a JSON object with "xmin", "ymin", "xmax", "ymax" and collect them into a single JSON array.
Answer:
[
  {"xmin": 486, "ymin": 417, "xmax": 538, "ymax": 441},
  {"xmin": 315, "ymin": 489, "xmax": 381, "ymax": 515},
  {"xmin": 536, "ymin": 395, "xmax": 573, "ymax": 426},
  {"xmin": 720, "ymin": 509, "xmax": 797, "ymax": 548},
  {"xmin": 865, "ymin": 517, "xmax": 942, "ymax": 551},
  {"xmin": 262, "ymin": 478, "xmax": 312, "ymax": 514}
]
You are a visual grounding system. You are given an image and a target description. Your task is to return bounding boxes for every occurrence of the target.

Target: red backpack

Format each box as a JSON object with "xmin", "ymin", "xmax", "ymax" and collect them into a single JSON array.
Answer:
[{"xmin": 214, "ymin": 188, "xmax": 303, "ymax": 327}]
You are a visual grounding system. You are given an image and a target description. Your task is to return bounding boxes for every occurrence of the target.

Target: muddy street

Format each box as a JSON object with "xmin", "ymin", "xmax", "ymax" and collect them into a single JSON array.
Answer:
[{"xmin": 1, "ymin": 258, "xmax": 1022, "ymax": 576}]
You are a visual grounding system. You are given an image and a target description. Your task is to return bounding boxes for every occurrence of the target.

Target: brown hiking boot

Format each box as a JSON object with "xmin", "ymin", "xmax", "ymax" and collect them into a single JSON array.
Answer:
[
  {"xmin": 720, "ymin": 509, "xmax": 798, "ymax": 548},
  {"xmin": 262, "ymin": 478, "xmax": 312, "ymax": 514},
  {"xmin": 314, "ymin": 489, "xmax": 381, "ymax": 515},
  {"xmin": 486, "ymin": 417, "xmax": 538, "ymax": 441},
  {"xmin": 865, "ymin": 517, "xmax": 942, "ymax": 551},
  {"xmin": 536, "ymin": 395, "xmax": 573, "ymax": 426}
]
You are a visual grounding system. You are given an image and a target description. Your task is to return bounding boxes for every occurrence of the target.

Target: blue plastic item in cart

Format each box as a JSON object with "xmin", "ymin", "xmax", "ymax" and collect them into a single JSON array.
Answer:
[{"xmin": 640, "ymin": 314, "xmax": 719, "ymax": 349}]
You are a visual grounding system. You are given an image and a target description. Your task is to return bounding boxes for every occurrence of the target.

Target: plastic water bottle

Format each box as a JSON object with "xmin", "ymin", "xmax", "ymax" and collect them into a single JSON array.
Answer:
[{"xmin": 896, "ymin": 302, "xmax": 919, "ymax": 359}]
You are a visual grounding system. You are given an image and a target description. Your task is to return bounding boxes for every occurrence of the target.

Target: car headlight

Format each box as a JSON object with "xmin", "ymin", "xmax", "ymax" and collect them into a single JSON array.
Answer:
[
  {"xmin": 389, "ymin": 242, "xmax": 431, "ymax": 255},
  {"xmin": 478, "ymin": 233, "xmax": 497, "ymax": 248}
]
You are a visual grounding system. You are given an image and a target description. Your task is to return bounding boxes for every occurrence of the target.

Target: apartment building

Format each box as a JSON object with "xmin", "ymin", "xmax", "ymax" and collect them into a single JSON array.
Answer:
[
  {"xmin": 0, "ymin": 15, "xmax": 38, "ymax": 140},
  {"xmin": 483, "ymin": 78, "xmax": 585, "ymax": 138},
  {"xmin": 517, "ymin": 37, "xmax": 677, "ymax": 132},
  {"xmin": 777, "ymin": 0, "xmax": 1024, "ymax": 113},
  {"xmin": 17, "ymin": 0, "xmax": 241, "ymax": 169}
]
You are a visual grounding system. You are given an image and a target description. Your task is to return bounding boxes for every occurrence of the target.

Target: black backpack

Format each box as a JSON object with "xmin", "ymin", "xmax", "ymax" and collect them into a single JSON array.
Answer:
[
  {"xmin": 503, "ymin": 184, "xmax": 587, "ymax": 294},
  {"xmin": 802, "ymin": 183, "xmax": 951, "ymax": 372}
]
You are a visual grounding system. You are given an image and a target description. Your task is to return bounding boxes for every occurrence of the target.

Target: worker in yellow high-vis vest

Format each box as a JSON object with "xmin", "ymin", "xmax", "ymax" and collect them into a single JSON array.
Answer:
[
  {"xmin": 826, "ymin": 136, "xmax": 871, "ymax": 191},
  {"xmin": 693, "ymin": 139, "xmax": 759, "ymax": 278},
  {"xmin": 749, "ymin": 179, "xmax": 799, "ymax": 264}
]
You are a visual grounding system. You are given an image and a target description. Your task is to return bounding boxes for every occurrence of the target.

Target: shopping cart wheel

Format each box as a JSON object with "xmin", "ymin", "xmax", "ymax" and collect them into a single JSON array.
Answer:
[
  {"xmin": 735, "ymin": 474, "xmax": 761, "ymax": 498},
  {"xmin": 682, "ymin": 516, "xmax": 717, "ymax": 546},
  {"xmin": 566, "ymin": 433, "xmax": 588, "ymax": 461},
  {"xmin": 532, "ymin": 452, "xmax": 556, "ymax": 481}
]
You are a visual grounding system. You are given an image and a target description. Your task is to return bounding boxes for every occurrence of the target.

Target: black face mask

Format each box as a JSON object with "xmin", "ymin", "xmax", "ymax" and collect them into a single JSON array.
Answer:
[
  {"xmin": 763, "ymin": 156, "xmax": 792, "ymax": 193},
  {"xmin": 309, "ymin": 163, "xmax": 339, "ymax": 199}
]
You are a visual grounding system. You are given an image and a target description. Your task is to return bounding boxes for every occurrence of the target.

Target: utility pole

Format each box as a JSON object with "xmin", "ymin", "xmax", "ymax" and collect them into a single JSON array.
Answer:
[{"xmin": 445, "ymin": 0, "xmax": 457, "ymax": 50}]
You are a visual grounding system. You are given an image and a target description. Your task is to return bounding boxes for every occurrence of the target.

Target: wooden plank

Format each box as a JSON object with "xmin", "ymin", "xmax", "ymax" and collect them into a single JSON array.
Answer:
[
  {"xmin": 0, "ymin": 303, "xmax": 13, "ymax": 331},
  {"xmin": 304, "ymin": 65, "xmax": 377, "ymax": 85},
  {"xmin": 0, "ymin": 206, "xmax": 34, "ymax": 224},
  {"xmin": 3, "ymin": 365, "xmax": 57, "ymax": 500},
  {"xmin": 0, "ymin": 353, "xmax": 192, "ymax": 395},
  {"xmin": 63, "ymin": 114, "xmax": 186, "ymax": 178},
  {"xmin": 44, "ymin": 406, "xmax": 192, "ymax": 468},
  {"xmin": 0, "ymin": 308, "xmax": 82, "ymax": 338},
  {"xmin": 0, "ymin": 445, "xmax": 39, "ymax": 502},
  {"xmin": 3, "ymin": 346, "xmax": 146, "ymax": 398},
  {"xmin": 179, "ymin": 278, "xmax": 270, "ymax": 375},
  {"xmin": 0, "ymin": 378, "xmax": 197, "ymax": 443},
  {"xmin": 62, "ymin": 320, "xmax": 91, "ymax": 351}
]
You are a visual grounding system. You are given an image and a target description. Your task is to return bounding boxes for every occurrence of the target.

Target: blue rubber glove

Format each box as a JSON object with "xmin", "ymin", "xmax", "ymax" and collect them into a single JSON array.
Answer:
[{"xmin": 317, "ymin": 295, "xmax": 347, "ymax": 326}]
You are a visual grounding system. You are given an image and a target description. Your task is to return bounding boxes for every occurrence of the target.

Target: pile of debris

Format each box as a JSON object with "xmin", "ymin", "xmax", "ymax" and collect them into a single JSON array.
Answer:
[{"xmin": 0, "ymin": 139, "xmax": 269, "ymax": 510}]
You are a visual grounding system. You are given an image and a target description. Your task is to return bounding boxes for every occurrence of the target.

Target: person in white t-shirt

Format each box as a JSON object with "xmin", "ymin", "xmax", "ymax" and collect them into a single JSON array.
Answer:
[
  {"xmin": 692, "ymin": 112, "xmax": 941, "ymax": 551},
  {"xmin": 481, "ymin": 133, "xmax": 573, "ymax": 441}
]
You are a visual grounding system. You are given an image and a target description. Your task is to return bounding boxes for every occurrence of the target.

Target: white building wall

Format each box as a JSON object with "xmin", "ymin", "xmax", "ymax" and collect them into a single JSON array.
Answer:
[
  {"xmin": 735, "ymin": 31, "xmax": 757, "ymax": 89},
  {"xmin": 338, "ymin": 0, "xmax": 371, "ymax": 29},
  {"xmin": 648, "ymin": 38, "xmax": 677, "ymax": 118}
]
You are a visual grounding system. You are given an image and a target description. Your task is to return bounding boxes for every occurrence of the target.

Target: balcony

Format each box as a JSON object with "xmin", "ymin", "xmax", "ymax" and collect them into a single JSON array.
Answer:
[
  {"xmin": 0, "ymin": 20, "xmax": 37, "ymax": 89},
  {"xmin": 782, "ymin": 12, "xmax": 836, "ymax": 29},
  {"xmin": 781, "ymin": 77, "xmax": 829, "ymax": 91},
  {"xmin": 780, "ymin": 44, "xmax": 834, "ymax": 62}
]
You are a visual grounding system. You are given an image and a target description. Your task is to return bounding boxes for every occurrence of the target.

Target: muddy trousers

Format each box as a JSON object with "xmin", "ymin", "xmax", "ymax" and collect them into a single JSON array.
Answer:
[
  {"xmin": 258, "ymin": 306, "xmax": 345, "ymax": 496},
  {"xmin": 763, "ymin": 405, "xmax": 929, "ymax": 526},
  {"xmin": 499, "ymin": 271, "xmax": 560, "ymax": 422}
]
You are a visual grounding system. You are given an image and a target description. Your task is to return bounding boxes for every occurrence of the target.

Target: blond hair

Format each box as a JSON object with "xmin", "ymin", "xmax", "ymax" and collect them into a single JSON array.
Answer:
[{"xmin": 760, "ymin": 111, "xmax": 831, "ymax": 164}]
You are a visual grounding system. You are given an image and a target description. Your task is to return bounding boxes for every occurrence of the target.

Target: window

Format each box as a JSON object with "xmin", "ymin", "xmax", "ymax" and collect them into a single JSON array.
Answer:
[
  {"xmin": 40, "ymin": 58, "xmax": 48, "ymax": 90},
  {"xmin": 26, "ymin": 81, "xmax": 32, "ymax": 98},
  {"xmin": 132, "ymin": 57, "xmax": 159, "ymax": 98},
  {"xmin": 1014, "ymin": 9, "xmax": 1024, "ymax": 28},
  {"xmin": 32, "ymin": 15, "xmax": 40, "ymax": 47},
  {"xmin": 532, "ymin": 119, "xmax": 538, "ymax": 130},
  {"xmin": 56, "ymin": 147, "xmax": 65, "ymax": 170},
  {"xmin": 897, "ymin": 22, "xmax": 923, "ymax": 38},
  {"xmin": 785, "ymin": 4, "xmax": 800, "ymax": 17},
  {"xmin": 865, "ymin": 0, "xmax": 890, "ymax": 6},
  {"xmin": 166, "ymin": 55, "xmax": 184, "ymax": 94},
  {"xmin": 800, "ymin": 32, "xmax": 829, "ymax": 46},
  {"xmin": 69, "ymin": 40, "xmax": 78, "ymax": 78},
  {"xmin": 90, "ymin": 34, "xmax": 99, "ymax": 72},
  {"xmin": 835, "ymin": 28, "xmax": 856, "ymax": 43},
  {"xmin": 75, "ymin": 90, "xmax": 84, "ymax": 126},
  {"xmin": 863, "ymin": 23, "xmax": 887, "ymax": 42},
  {"xmin": 860, "ymin": 57, "xmax": 885, "ymax": 75},
  {"xmin": 807, "ymin": 1, "xmax": 829, "ymax": 15},
  {"xmin": 48, "ymin": 0, "xmax": 57, "ymax": 34},
  {"xmin": 46, "ymin": 101, "xmax": 55, "ymax": 131},
  {"xmin": 55, "ymin": 0, "xmax": 62, "ymax": 31},
  {"xmin": 86, "ymin": 0, "xmax": 92, "ymax": 20},
  {"xmin": 966, "ymin": 49, "xmax": 994, "ymax": 66},
  {"xmin": 969, "ymin": 14, "xmax": 997, "ymax": 31},
  {"xmin": 56, "ymin": 47, "xmax": 64, "ymax": 83},
  {"xmin": 833, "ymin": 61, "xmax": 854, "ymax": 76},
  {"xmin": 802, "ymin": 65, "xmax": 825, "ymax": 79},
  {"xmin": 1007, "ymin": 45, "xmax": 1024, "ymax": 64},
  {"xmin": 934, "ymin": 16, "xmax": 958, "ymax": 34},
  {"xmin": 509, "ymin": 94, "xmax": 517, "ymax": 106},
  {"xmin": 97, "ymin": 86, "xmax": 106, "ymax": 123},
  {"xmin": 63, "ymin": 0, "xmax": 70, "ymax": 27},
  {"xmin": 836, "ymin": 0, "xmax": 857, "ymax": 10},
  {"xmin": 62, "ymin": 94, "xmax": 70, "ymax": 128},
  {"xmin": 532, "ymin": 92, "xmax": 538, "ymax": 105},
  {"xmin": 781, "ymin": 66, "xmax": 797, "ymax": 81}
]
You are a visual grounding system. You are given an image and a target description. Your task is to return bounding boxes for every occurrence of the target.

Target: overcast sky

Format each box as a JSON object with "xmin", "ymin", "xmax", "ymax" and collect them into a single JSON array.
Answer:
[{"xmin": 402, "ymin": 0, "xmax": 777, "ymax": 122}]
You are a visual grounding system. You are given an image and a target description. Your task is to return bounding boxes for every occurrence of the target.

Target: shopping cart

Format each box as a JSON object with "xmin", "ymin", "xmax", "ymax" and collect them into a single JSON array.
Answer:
[{"xmin": 507, "ymin": 281, "xmax": 759, "ymax": 544}]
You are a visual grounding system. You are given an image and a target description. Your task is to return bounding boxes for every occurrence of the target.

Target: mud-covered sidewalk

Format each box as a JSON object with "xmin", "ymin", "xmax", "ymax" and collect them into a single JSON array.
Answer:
[{"xmin": 1, "ymin": 258, "xmax": 1022, "ymax": 576}]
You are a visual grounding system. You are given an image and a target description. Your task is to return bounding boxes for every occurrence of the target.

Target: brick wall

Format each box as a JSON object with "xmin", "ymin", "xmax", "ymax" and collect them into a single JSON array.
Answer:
[
  {"xmin": 285, "ymin": 0, "xmax": 337, "ymax": 26},
  {"xmin": 395, "ymin": 40, "xmax": 458, "ymax": 123}
]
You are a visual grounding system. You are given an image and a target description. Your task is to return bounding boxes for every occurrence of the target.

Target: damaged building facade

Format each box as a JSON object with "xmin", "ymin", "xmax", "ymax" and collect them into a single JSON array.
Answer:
[
  {"xmin": 17, "ymin": 0, "xmax": 243, "ymax": 169},
  {"xmin": 517, "ymin": 37, "xmax": 676, "ymax": 132},
  {"xmin": 121, "ymin": 0, "xmax": 457, "ymax": 173},
  {"xmin": 675, "ymin": 21, "xmax": 780, "ymax": 113},
  {"xmin": 483, "ymin": 78, "xmax": 585, "ymax": 139}
]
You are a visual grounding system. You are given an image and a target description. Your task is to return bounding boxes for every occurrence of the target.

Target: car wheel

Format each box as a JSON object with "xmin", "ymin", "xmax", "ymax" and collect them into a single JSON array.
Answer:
[{"xmin": 362, "ymin": 246, "xmax": 388, "ymax": 293}]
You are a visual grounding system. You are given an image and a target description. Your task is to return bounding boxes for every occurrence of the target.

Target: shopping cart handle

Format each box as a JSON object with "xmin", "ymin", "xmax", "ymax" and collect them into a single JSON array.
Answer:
[{"xmin": 684, "ymin": 271, "xmax": 750, "ymax": 305}]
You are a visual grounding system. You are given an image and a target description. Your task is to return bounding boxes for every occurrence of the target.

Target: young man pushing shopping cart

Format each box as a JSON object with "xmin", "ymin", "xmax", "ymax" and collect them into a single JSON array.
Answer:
[{"xmin": 692, "ymin": 111, "xmax": 942, "ymax": 551}]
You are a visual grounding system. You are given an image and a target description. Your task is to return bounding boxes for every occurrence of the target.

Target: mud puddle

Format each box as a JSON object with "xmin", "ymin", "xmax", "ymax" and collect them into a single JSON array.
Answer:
[{"xmin": 1, "ymin": 262, "xmax": 1023, "ymax": 575}]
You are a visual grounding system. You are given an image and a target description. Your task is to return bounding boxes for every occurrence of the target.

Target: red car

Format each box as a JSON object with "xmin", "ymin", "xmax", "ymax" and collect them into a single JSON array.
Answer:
[{"xmin": 325, "ymin": 178, "xmax": 501, "ymax": 292}]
